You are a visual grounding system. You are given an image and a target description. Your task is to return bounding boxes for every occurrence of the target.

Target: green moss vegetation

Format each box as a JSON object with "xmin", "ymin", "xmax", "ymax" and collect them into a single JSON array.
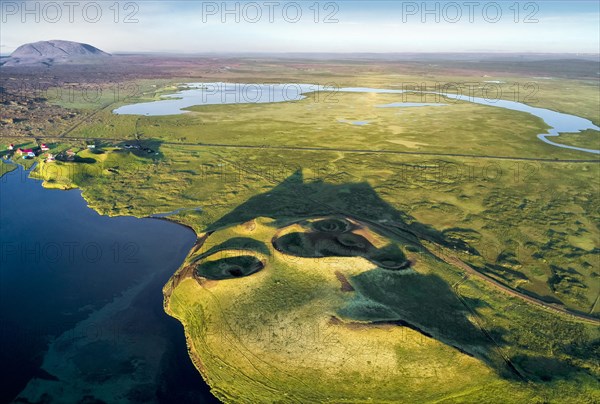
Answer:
[
  {"xmin": 14, "ymin": 62, "xmax": 600, "ymax": 402},
  {"xmin": 555, "ymin": 129, "xmax": 600, "ymax": 150},
  {"xmin": 165, "ymin": 200, "xmax": 599, "ymax": 403},
  {"xmin": 0, "ymin": 159, "xmax": 17, "ymax": 178}
]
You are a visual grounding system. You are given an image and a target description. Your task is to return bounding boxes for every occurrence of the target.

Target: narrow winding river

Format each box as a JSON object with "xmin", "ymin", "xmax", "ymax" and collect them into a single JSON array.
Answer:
[{"xmin": 113, "ymin": 82, "xmax": 600, "ymax": 155}]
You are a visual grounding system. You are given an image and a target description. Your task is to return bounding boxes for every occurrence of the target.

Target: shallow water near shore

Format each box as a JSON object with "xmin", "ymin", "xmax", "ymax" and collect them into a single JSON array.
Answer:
[{"xmin": 0, "ymin": 164, "xmax": 218, "ymax": 403}]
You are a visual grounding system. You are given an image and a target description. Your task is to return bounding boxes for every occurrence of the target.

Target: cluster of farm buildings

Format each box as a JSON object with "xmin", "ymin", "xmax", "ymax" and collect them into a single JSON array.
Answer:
[{"xmin": 5, "ymin": 142, "xmax": 98, "ymax": 163}]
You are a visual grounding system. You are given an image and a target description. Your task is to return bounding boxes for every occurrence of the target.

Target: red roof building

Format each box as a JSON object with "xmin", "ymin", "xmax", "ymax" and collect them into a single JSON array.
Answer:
[{"xmin": 16, "ymin": 148, "xmax": 34, "ymax": 155}]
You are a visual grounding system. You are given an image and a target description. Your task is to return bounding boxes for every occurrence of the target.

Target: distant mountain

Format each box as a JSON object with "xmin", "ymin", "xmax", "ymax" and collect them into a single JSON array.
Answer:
[{"xmin": 1, "ymin": 40, "xmax": 110, "ymax": 67}]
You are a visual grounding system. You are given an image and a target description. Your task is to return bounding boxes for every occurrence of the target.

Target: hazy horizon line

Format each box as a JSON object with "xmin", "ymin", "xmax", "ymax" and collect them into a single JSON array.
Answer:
[{"xmin": 2, "ymin": 50, "xmax": 599, "ymax": 58}]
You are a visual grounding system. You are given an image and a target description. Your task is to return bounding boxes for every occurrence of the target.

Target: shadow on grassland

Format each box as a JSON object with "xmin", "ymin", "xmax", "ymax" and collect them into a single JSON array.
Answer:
[{"xmin": 200, "ymin": 170, "xmax": 600, "ymax": 381}]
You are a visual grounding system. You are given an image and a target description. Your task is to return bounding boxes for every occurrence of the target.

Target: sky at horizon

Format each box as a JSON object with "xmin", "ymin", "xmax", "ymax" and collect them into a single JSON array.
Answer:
[{"xmin": 1, "ymin": 1, "xmax": 599, "ymax": 55}]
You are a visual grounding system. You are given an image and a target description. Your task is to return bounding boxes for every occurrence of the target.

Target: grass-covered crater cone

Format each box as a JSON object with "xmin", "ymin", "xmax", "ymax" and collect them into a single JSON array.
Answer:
[
  {"xmin": 310, "ymin": 217, "xmax": 353, "ymax": 233},
  {"xmin": 195, "ymin": 255, "xmax": 264, "ymax": 280},
  {"xmin": 273, "ymin": 231, "xmax": 373, "ymax": 257},
  {"xmin": 368, "ymin": 251, "xmax": 411, "ymax": 270},
  {"xmin": 273, "ymin": 217, "xmax": 410, "ymax": 270},
  {"xmin": 336, "ymin": 232, "xmax": 369, "ymax": 249}
]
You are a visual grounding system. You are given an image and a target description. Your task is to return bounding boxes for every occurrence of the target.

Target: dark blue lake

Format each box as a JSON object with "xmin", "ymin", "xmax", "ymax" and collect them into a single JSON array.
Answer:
[{"xmin": 0, "ymin": 164, "xmax": 218, "ymax": 403}]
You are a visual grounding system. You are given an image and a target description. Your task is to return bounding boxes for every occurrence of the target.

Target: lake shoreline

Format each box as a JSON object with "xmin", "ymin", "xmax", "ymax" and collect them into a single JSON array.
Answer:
[
  {"xmin": 160, "ymin": 233, "xmax": 227, "ymax": 403},
  {"xmin": 1, "ymin": 162, "xmax": 217, "ymax": 403},
  {"xmin": 112, "ymin": 82, "xmax": 600, "ymax": 154}
]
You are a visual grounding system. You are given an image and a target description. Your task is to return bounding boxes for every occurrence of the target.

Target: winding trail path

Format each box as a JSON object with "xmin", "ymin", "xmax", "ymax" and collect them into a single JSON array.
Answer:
[{"xmin": 426, "ymin": 245, "xmax": 600, "ymax": 325}]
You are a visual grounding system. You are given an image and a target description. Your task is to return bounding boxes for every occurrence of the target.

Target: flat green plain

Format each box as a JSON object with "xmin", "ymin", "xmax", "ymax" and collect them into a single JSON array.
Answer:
[{"xmin": 6, "ymin": 59, "xmax": 599, "ymax": 403}]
